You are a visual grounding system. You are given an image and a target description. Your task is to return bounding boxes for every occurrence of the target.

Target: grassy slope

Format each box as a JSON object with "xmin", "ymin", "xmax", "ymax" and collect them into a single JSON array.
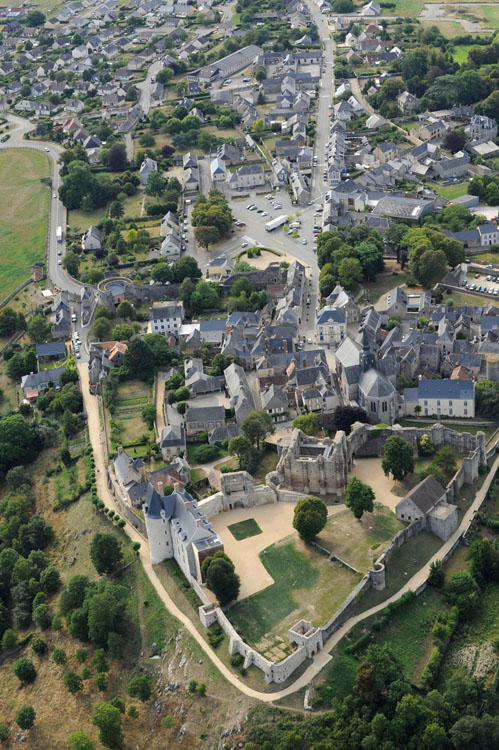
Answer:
[{"xmin": 0, "ymin": 149, "xmax": 50, "ymax": 297}]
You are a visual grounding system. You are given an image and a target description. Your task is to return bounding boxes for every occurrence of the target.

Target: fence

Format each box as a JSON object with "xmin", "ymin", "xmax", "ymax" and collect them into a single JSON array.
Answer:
[{"xmin": 0, "ymin": 277, "xmax": 32, "ymax": 309}]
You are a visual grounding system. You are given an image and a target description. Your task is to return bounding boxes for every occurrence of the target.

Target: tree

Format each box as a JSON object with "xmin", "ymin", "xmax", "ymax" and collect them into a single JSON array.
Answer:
[
  {"xmin": 92, "ymin": 702, "xmax": 123, "ymax": 749},
  {"xmin": 382, "ymin": 436, "xmax": 415, "ymax": 481},
  {"xmin": 338, "ymin": 257, "xmax": 363, "ymax": 290},
  {"xmin": 13, "ymin": 657, "xmax": 37, "ymax": 684},
  {"xmin": 107, "ymin": 144, "xmax": 127, "ymax": 172},
  {"xmin": 242, "ymin": 410, "xmax": 274, "ymax": 451},
  {"xmin": 475, "ymin": 381, "xmax": 499, "ymax": 419},
  {"xmin": 109, "ymin": 200, "xmax": 124, "ymax": 220},
  {"xmin": 128, "ymin": 675, "xmax": 152, "ymax": 701},
  {"xmin": 443, "ymin": 129, "xmax": 466, "ymax": 154},
  {"xmin": 345, "ymin": 477, "xmax": 375, "ymax": 521},
  {"xmin": 33, "ymin": 603, "xmax": 52, "ymax": 629},
  {"xmin": 26, "ymin": 314, "xmax": 50, "ymax": 343},
  {"xmin": 255, "ymin": 65, "xmax": 266, "ymax": 82},
  {"xmin": 446, "ymin": 571, "xmax": 480, "ymax": 620},
  {"xmin": 142, "ymin": 403, "xmax": 156, "ymax": 430},
  {"xmin": 63, "ymin": 251, "xmax": 80, "ymax": 277},
  {"xmin": 123, "ymin": 338, "xmax": 155, "ymax": 379},
  {"xmin": 228, "ymin": 434, "xmax": 254, "ymax": 470},
  {"xmin": 418, "ymin": 434, "xmax": 436, "ymax": 457},
  {"xmin": 331, "ymin": 405, "xmax": 369, "ymax": 435},
  {"xmin": 194, "ymin": 224, "xmax": 220, "ymax": 250},
  {"xmin": 292, "ymin": 496, "xmax": 327, "ymax": 543},
  {"xmin": 144, "ymin": 171, "xmax": 166, "ymax": 197},
  {"xmin": 90, "ymin": 533, "xmax": 123, "ymax": 575},
  {"xmin": 26, "ymin": 10, "xmax": 45, "ymax": 25},
  {"xmin": 174, "ymin": 255, "xmax": 201, "ymax": 282},
  {"xmin": 410, "ymin": 246, "xmax": 447, "ymax": 288},
  {"xmin": 151, "ymin": 263, "xmax": 174, "ymax": 284},
  {"xmin": 293, "ymin": 413, "xmax": 318, "ymax": 436},
  {"xmin": 70, "ymin": 733, "xmax": 95, "ymax": 750},
  {"xmin": 428, "ymin": 560, "xmax": 445, "ymax": 588},
  {"xmin": 16, "ymin": 706, "xmax": 35, "ymax": 730},
  {"xmin": 116, "ymin": 300, "xmax": 135, "ymax": 320},
  {"xmin": 65, "ymin": 670, "xmax": 83, "ymax": 694},
  {"xmin": 112, "ymin": 324, "xmax": 134, "ymax": 341},
  {"xmin": 204, "ymin": 554, "xmax": 240, "ymax": 606}
]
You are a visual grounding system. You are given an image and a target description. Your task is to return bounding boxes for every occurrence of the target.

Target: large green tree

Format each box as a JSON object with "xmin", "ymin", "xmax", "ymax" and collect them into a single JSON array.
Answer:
[
  {"xmin": 203, "ymin": 551, "xmax": 240, "ymax": 606},
  {"xmin": 242, "ymin": 410, "xmax": 274, "ymax": 451},
  {"xmin": 92, "ymin": 702, "xmax": 124, "ymax": 749},
  {"xmin": 382, "ymin": 436, "xmax": 415, "ymax": 481},
  {"xmin": 345, "ymin": 477, "xmax": 375, "ymax": 521},
  {"xmin": 90, "ymin": 533, "xmax": 123, "ymax": 575},
  {"xmin": 292, "ymin": 496, "xmax": 327, "ymax": 542}
]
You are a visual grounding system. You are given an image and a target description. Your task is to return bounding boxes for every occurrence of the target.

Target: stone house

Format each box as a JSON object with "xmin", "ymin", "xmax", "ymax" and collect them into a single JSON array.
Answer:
[
  {"xmin": 159, "ymin": 424, "xmax": 186, "ymax": 460},
  {"xmin": 21, "ymin": 367, "xmax": 66, "ymax": 399},
  {"xmin": 35, "ymin": 341, "xmax": 66, "ymax": 363},
  {"xmin": 228, "ymin": 164, "xmax": 265, "ymax": 191},
  {"xmin": 395, "ymin": 475, "xmax": 458, "ymax": 541},
  {"xmin": 316, "ymin": 306, "xmax": 346, "ymax": 346},
  {"xmin": 396, "ymin": 90, "xmax": 419, "ymax": 114},
  {"xmin": 140, "ymin": 156, "xmax": 158, "ymax": 185},
  {"xmin": 149, "ymin": 301, "xmax": 183, "ymax": 334},
  {"xmin": 81, "ymin": 225, "xmax": 102, "ymax": 250},
  {"xmin": 404, "ymin": 379, "xmax": 475, "ymax": 418},
  {"xmin": 185, "ymin": 404, "xmax": 226, "ymax": 438},
  {"xmin": 260, "ymin": 384, "xmax": 289, "ymax": 422}
]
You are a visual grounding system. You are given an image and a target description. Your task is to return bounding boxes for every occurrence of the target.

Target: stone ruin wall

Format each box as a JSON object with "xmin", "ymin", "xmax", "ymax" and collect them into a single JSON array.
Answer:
[{"xmin": 275, "ymin": 423, "xmax": 486, "ymax": 499}]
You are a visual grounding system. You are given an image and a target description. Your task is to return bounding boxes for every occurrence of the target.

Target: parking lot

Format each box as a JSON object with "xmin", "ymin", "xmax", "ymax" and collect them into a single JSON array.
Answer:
[{"xmin": 465, "ymin": 270, "xmax": 499, "ymax": 298}]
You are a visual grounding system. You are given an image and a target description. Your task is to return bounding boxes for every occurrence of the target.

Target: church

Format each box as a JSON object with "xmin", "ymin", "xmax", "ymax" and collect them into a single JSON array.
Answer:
[{"xmin": 335, "ymin": 329, "xmax": 399, "ymax": 424}]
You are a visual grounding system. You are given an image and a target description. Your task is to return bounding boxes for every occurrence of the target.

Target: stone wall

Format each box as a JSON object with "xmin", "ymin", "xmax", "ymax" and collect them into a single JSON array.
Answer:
[
  {"xmin": 107, "ymin": 467, "xmax": 147, "ymax": 536},
  {"xmin": 275, "ymin": 423, "xmax": 487, "ymax": 500}
]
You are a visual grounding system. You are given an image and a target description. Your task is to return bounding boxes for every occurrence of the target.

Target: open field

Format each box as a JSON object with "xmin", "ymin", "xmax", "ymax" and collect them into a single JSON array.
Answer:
[
  {"xmin": 353, "ymin": 530, "xmax": 443, "ymax": 613},
  {"xmin": 252, "ymin": 446, "xmax": 279, "ymax": 484},
  {"xmin": 434, "ymin": 182, "xmax": 470, "ymax": 201},
  {"xmin": 228, "ymin": 518, "xmax": 263, "ymax": 541},
  {"xmin": 419, "ymin": 20, "xmax": 483, "ymax": 38},
  {"xmin": 451, "ymin": 44, "xmax": 479, "ymax": 63},
  {"xmin": 444, "ymin": 290, "xmax": 495, "ymax": 306},
  {"xmin": 319, "ymin": 505, "xmax": 404, "ymax": 572},
  {"xmin": 0, "ymin": 149, "xmax": 50, "ymax": 298},
  {"xmin": 228, "ymin": 538, "xmax": 360, "ymax": 657}
]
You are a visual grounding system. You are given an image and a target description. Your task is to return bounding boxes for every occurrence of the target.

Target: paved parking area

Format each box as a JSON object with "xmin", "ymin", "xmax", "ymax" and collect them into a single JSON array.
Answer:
[{"xmin": 465, "ymin": 270, "xmax": 499, "ymax": 298}]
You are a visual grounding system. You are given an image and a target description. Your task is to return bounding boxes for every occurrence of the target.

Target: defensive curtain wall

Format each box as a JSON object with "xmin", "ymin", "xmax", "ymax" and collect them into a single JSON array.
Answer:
[{"xmin": 191, "ymin": 423, "xmax": 488, "ymax": 685}]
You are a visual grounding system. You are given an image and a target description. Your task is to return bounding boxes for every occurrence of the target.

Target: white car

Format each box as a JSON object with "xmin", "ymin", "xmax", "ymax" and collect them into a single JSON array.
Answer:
[
  {"xmin": 57, "ymin": 259, "xmax": 62, "ymax": 265},
  {"xmin": 302, "ymin": 238, "xmax": 308, "ymax": 244},
  {"xmin": 241, "ymin": 242, "xmax": 248, "ymax": 248},
  {"xmin": 76, "ymin": 352, "xmax": 81, "ymax": 359},
  {"xmin": 57, "ymin": 250, "xmax": 61, "ymax": 256},
  {"xmin": 261, "ymin": 211, "xmax": 268, "ymax": 217},
  {"xmin": 53, "ymin": 193, "xmax": 57, "ymax": 198},
  {"xmin": 307, "ymin": 337, "xmax": 312, "ymax": 344},
  {"xmin": 44, "ymin": 147, "xmax": 50, "ymax": 152}
]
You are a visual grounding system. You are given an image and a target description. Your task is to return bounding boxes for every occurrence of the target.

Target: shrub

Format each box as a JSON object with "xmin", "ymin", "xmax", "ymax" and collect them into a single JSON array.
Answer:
[
  {"xmin": 161, "ymin": 715, "xmax": 174, "ymax": 728},
  {"xmin": 128, "ymin": 675, "xmax": 152, "ymax": 702},
  {"xmin": 76, "ymin": 648, "xmax": 88, "ymax": 664},
  {"xmin": 96, "ymin": 672, "xmax": 109, "ymax": 692},
  {"xmin": 13, "ymin": 657, "xmax": 37, "ymax": 684},
  {"xmin": 31, "ymin": 637, "xmax": 48, "ymax": 655},
  {"xmin": 53, "ymin": 648, "xmax": 67, "ymax": 665},
  {"xmin": 16, "ymin": 706, "xmax": 35, "ymax": 730},
  {"xmin": 128, "ymin": 706, "xmax": 139, "ymax": 719},
  {"xmin": 109, "ymin": 697, "xmax": 126, "ymax": 714}
]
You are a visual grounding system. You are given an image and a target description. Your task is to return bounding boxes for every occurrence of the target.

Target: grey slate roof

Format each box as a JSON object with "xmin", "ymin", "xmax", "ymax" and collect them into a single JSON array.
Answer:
[{"xmin": 404, "ymin": 475, "xmax": 445, "ymax": 514}]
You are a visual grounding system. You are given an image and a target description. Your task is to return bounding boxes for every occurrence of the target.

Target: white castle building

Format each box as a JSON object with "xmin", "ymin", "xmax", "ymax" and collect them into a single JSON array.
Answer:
[{"xmin": 143, "ymin": 483, "xmax": 223, "ymax": 580}]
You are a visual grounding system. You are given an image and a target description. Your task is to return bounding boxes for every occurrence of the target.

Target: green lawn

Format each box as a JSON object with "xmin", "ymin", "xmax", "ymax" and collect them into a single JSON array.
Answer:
[
  {"xmin": 419, "ymin": 20, "xmax": 477, "ymax": 39},
  {"xmin": 252, "ymin": 447, "xmax": 279, "ymax": 484},
  {"xmin": 478, "ymin": 5, "xmax": 499, "ymax": 28},
  {"xmin": 434, "ymin": 182, "xmax": 470, "ymax": 201},
  {"xmin": 354, "ymin": 531, "xmax": 443, "ymax": 614},
  {"xmin": 399, "ymin": 120, "xmax": 419, "ymax": 132},
  {"xmin": 451, "ymin": 44, "xmax": 479, "ymax": 63},
  {"xmin": 0, "ymin": 148, "xmax": 50, "ymax": 297},
  {"xmin": 474, "ymin": 252, "xmax": 499, "ymax": 263},
  {"xmin": 363, "ymin": 271, "xmax": 412, "ymax": 304},
  {"xmin": 319, "ymin": 505, "xmax": 403, "ymax": 572},
  {"xmin": 444, "ymin": 290, "xmax": 494, "ymax": 306},
  {"xmin": 228, "ymin": 518, "xmax": 263, "ymax": 541},
  {"xmin": 228, "ymin": 539, "xmax": 360, "ymax": 652}
]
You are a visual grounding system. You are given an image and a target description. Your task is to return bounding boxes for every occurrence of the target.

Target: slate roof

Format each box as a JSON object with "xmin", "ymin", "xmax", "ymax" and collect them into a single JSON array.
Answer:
[
  {"xmin": 35, "ymin": 341, "xmax": 66, "ymax": 357},
  {"xmin": 417, "ymin": 379, "xmax": 474, "ymax": 400},
  {"xmin": 403, "ymin": 475, "xmax": 446, "ymax": 514}
]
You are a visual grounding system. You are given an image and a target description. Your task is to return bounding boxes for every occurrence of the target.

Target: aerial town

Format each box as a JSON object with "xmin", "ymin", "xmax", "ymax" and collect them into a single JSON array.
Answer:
[{"xmin": 1, "ymin": 0, "xmax": 499, "ymax": 747}]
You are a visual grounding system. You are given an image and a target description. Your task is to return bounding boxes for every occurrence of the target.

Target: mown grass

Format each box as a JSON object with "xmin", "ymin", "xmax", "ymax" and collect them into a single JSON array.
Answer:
[
  {"xmin": 228, "ymin": 518, "xmax": 263, "ymax": 541},
  {"xmin": 434, "ymin": 182, "xmax": 470, "ymax": 201},
  {"xmin": 228, "ymin": 540, "xmax": 360, "ymax": 647},
  {"xmin": 0, "ymin": 148, "xmax": 50, "ymax": 297}
]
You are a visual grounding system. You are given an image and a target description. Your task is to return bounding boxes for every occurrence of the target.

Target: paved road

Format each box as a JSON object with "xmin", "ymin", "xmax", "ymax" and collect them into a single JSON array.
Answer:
[{"xmin": 0, "ymin": 114, "xmax": 82, "ymax": 296}]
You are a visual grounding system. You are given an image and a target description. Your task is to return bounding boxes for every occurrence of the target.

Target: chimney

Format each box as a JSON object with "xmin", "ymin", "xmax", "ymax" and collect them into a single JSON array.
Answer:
[
  {"xmin": 174, "ymin": 482, "xmax": 181, "ymax": 494},
  {"xmin": 196, "ymin": 518, "xmax": 202, "ymax": 527},
  {"xmin": 283, "ymin": 339, "xmax": 288, "ymax": 354}
]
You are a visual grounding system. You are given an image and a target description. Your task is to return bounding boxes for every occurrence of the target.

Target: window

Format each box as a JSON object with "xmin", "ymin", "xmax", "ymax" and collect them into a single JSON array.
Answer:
[
  {"xmin": 464, "ymin": 409, "xmax": 468, "ymax": 416},
  {"xmin": 382, "ymin": 401, "xmax": 387, "ymax": 412},
  {"xmin": 464, "ymin": 401, "xmax": 468, "ymax": 406},
  {"xmin": 437, "ymin": 400, "xmax": 440, "ymax": 406},
  {"xmin": 449, "ymin": 400, "xmax": 453, "ymax": 405},
  {"xmin": 370, "ymin": 401, "xmax": 376, "ymax": 412},
  {"xmin": 424, "ymin": 400, "xmax": 428, "ymax": 406}
]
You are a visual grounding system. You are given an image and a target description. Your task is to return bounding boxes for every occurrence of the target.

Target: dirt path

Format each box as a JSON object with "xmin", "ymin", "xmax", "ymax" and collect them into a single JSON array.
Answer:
[
  {"xmin": 154, "ymin": 373, "xmax": 166, "ymax": 437},
  {"xmin": 79, "ymin": 362, "xmax": 499, "ymax": 703}
]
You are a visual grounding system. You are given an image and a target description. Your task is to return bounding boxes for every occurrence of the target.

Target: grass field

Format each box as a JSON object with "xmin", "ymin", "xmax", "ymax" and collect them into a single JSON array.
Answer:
[
  {"xmin": 319, "ymin": 505, "xmax": 403, "ymax": 572},
  {"xmin": 434, "ymin": 182, "xmax": 469, "ymax": 201},
  {"xmin": 451, "ymin": 44, "xmax": 478, "ymax": 63},
  {"xmin": 252, "ymin": 447, "xmax": 279, "ymax": 484},
  {"xmin": 419, "ymin": 20, "xmax": 478, "ymax": 39},
  {"xmin": 381, "ymin": 0, "xmax": 425, "ymax": 15},
  {"xmin": 228, "ymin": 518, "xmax": 263, "ymax": 541},
  {"xmin": 477, "ymin": 5, "xmax": 499, "ymax": 28},
  {"xmin": 228, "ymin": 539, "xmax": 360, "ymax": 655},
  {"xmin": 363, "ymin": 267, "xmax": 412, "ymax": 304},
  {"xmin": 444, "ymin": 290, "xmax": 494, "ymax": 306},
  {"xmin": 354, "ymin": 531, "xmax": 442, "ymax": 614},
  {"xmin": 474, "ymin": 252, "xmax": 499, "ymax": 262},
  {"xmin": 0, "ymin": 149, "xmax": 50, "ymax": 298}
]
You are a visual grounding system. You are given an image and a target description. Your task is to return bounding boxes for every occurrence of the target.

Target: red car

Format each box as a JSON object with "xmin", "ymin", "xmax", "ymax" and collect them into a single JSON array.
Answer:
[{"xmin": 475, "ymin": 273, "xmax": 480, "ymax": 278}]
